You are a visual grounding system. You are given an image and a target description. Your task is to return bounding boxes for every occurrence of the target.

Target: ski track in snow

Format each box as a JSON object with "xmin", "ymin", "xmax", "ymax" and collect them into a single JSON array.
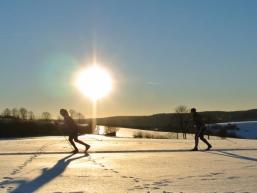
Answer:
[{"xmin": 0, "ymin": 135, "xmax": 256, "ymax": 193}]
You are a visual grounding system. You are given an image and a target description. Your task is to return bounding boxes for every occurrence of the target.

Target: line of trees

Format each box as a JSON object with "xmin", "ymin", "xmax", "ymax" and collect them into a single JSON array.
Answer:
[
  {"xmin": 174, "ymin": 105, "xmax": 190, "ymax": 139},
  {"xmin": 1, "ymin": 107, "xmax": 52, "ymax": 120},
  {"xmin": 0, "ymin": 108, "xmax": 89, "ymax": 138},
  {"xmin": 1, "ymin": 107, "xmax": 85, "ymax": 121}
]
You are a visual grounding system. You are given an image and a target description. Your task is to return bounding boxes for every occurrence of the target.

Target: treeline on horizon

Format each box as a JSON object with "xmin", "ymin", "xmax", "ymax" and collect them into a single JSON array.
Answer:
[
  {"xmin": 0, "ymin": 107, "xmax": 91, "ymax": 138},
  {"xmin": 95, "ymin": 108, "xmax": 257, "ymax": 133},
  {"xmin": 1, "ymin": 106, "xmax": 257, "ymax": 138},
  {"xmin": 0, "ymin": 107, "xmax": 85, "ymax": 121}
]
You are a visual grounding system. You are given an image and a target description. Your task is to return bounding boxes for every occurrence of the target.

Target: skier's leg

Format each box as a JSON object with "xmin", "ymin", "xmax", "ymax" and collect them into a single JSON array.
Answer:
[
  {"xmin": 193, "ymin": 130, "xmax": 200, "ymax": 150},
  {"xmin": 69, "ymin": 135, "xmax": 78, "ymax": 151},
  {"xmin": 199, "ymin": 129, "xmax": 212, "ymax": 149},
  {"xmin": 74, "ymin": 135, "xmax": 91, "ymax": 151}
]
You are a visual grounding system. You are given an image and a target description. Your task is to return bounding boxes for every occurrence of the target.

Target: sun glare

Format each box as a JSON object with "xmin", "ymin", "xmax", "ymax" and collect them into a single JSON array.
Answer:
[{"xmin": 75, "ymin": 65, "xmax": 112, "ymax": 101}]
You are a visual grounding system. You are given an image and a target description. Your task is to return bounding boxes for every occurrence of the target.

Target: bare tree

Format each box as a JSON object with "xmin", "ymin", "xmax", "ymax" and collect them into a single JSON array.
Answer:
[
  {"xmin": 2, "ymin": 108, "xmax": 11, "ymax": 117},
  {"xmin": 42, "ymin": 112, "xmax": 51, "ymax": 120},
  {"xmin": 174, "ymin": 105, "xmax": 190, "ymax": 139},
  {"xmin": 12, "ymin": 108, "xmax": 19, "ymax": 118},
  {"xmin": 28, "ymin": 111, "xmax": 35, "ymax": 120},
  {"xmin": 19, "ymin": 108, "xmax": 28, "ymax": 120},
  {"xmin": 77, "ymin": 112, "xmax": 85, "ymax": 123}
]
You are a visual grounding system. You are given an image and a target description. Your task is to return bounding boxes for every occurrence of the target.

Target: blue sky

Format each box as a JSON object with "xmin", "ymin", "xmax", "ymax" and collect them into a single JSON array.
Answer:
[{"xmin": 1, "ymin": 0, "xmax": 257, "ymax": 117}]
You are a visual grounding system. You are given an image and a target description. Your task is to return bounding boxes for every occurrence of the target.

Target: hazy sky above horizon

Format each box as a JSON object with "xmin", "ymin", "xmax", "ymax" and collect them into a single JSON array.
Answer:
[{"xmin": 1, "ymin": 0, "xmax": 257, "ymax": 118}]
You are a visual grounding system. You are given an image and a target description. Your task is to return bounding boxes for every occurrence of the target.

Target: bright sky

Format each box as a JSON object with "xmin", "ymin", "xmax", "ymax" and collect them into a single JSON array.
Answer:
[{"xmin": 1, "ymin": 0, "xmax": 257, "ymax": 118}]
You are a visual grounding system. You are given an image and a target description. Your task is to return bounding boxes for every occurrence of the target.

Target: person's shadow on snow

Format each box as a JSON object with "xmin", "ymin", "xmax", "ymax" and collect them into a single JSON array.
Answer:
[
  {"xmin": 2, "ymin": 153, "xmax": 88, "ymax": 193},
  {"xmin": 208, "ymin": 150, "xmax": 257, "ymax": 162}
]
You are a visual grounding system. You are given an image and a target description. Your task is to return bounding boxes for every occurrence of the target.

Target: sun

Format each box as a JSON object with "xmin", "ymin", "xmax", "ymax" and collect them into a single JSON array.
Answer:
[{"xmin": 75, "ymin": 65, "xmax": 112, "ymax": 101}]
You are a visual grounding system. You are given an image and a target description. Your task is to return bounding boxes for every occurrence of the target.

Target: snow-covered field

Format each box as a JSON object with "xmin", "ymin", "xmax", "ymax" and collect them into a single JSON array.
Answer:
[
  {"xmin": 212, "ymin": 121, "xmax": 257, "ymax": 139},
  {"xmin": 0, "ymin": 135, "xmax": 257, "ymax": 193},
  {"xmin": 101, "ymin": 121, "xmax": 257, "ymax": 140}
]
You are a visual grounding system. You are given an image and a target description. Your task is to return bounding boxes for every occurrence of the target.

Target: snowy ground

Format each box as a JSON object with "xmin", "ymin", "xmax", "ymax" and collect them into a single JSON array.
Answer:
[
  {"xmin": 0, "ymin": 135, "xmax": 257, "ymax": 193},
  {"xmin": 213, "ymin": 121, "xmax": 257, "ymax": 139}
]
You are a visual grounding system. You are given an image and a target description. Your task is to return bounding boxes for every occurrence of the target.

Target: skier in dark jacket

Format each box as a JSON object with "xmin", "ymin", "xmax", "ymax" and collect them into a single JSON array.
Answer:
[
  {"xmin": 60, "ymin": 109, "xmax": 90, "ymax": 153},
  {"xmin": 191, "ymin": 108, "xmax": 212, "ymax": 151}
]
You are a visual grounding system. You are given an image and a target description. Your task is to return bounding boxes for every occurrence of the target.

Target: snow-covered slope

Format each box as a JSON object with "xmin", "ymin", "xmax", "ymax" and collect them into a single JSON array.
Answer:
[{"xmin": 210, "ymin": 121, "xmax": 257, "ymax": 139}]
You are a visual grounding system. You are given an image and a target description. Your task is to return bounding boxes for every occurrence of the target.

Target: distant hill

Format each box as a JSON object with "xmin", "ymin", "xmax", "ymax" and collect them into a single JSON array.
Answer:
[
  {"xmin": 95, "ymin": 109, "xmax": 257, "ymax": 132},
  {"xmin": 1, "ymin": 109, "xmax": 257, "ymax": 138}
]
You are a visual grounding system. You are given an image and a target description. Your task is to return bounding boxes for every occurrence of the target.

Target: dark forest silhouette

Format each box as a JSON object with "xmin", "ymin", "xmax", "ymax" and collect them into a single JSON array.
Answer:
[{"xmin": 1, "ymin": 107, "xmax": 257, "ymax": 138}]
